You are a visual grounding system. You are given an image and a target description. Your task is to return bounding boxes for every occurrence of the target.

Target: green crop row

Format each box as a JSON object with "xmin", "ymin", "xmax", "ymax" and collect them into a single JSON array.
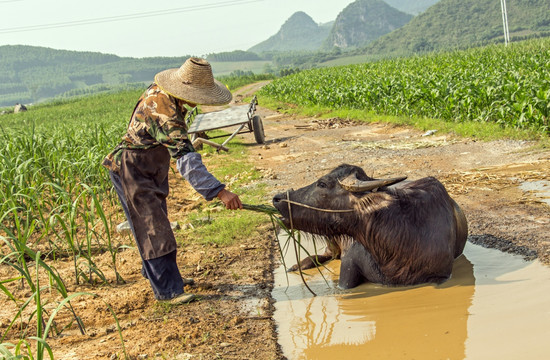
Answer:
[
  {"xmin": 0, "ymin": 90, "xmax": 139, "ymax": 358},
  {"xmin": 0, "ymin": 90, "xmax": 139, "ymax": 282},
  {"xmin": 260, "ymin": 38, "xmax": 550, "ymax": 134}
]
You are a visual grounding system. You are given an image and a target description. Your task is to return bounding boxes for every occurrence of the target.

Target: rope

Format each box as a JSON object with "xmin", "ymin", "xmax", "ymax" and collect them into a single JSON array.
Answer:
[
  {"xmin": 279, "ymin": 199, "xmax": 354, "ymax": 213},
  {"xmin": 286, "ymin": 191, "xmax": 317, "ymax": 297}
]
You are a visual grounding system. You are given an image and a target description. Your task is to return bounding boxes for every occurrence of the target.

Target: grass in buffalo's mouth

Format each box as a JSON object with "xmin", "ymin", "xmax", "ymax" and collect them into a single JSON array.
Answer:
[
  {"xmin": 242, "ymin": 203, "xmax": 280, "ymax": 215},
  {"xmin": 242, "ymin": 202, "xmax": 329, "ymax": 296}
]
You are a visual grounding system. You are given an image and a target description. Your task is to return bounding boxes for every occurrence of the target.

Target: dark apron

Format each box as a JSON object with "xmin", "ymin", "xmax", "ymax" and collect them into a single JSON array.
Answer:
[{"xmin": 119, "ymin": 145, "xmax": 177, "ymax": 260}]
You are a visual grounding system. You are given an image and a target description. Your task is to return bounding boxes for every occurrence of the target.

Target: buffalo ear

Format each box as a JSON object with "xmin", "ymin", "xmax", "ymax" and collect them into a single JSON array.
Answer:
[{"xmin": 339, "ymin": 174, "xmax": 407, "ymax": 193}]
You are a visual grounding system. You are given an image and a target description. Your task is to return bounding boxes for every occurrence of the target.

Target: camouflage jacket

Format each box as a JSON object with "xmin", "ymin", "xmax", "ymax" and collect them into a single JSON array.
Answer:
[{"xmin": 102, "ymin": 84, "xmax": 195, "ymax": 173}]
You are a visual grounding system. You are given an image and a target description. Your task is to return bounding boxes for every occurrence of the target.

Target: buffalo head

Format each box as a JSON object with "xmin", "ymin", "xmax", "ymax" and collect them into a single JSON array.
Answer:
[{"xmin": 273, "ymin": 164, "xmax": 405, "ymax": 237}]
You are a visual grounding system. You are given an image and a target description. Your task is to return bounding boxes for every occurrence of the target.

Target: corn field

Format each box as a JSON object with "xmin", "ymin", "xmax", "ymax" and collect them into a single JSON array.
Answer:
[
  {"xmin": 0, "ymin": 90, "xmax": 138, "ymax": 358},
  {"xmin": 261, "ymin": 38, "xmax": 550, "ymax": 134}
]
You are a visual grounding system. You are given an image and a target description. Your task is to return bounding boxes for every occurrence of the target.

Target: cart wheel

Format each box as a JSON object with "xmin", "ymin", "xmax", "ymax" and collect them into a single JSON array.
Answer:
[{"xmin": 252, "ymin": 115, "xmax": 265, "ymax": 144}]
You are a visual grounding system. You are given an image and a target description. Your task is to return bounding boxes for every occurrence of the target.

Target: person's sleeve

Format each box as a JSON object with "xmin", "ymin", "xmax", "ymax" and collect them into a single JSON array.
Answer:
[{"xmin": 176, "ymin": 152, "xmax": 226, "ymax": 201}]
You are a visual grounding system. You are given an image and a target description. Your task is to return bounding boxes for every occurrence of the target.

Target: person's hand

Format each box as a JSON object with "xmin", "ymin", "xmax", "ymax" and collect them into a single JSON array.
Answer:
[{"xmin": 217, "ymin": 188, "xmax": 242, "ymax": 210}]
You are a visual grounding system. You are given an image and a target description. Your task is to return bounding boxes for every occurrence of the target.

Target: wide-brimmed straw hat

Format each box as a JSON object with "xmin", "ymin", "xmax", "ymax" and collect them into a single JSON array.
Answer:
[{"xmin": 154, "ymin": 57, "xmax": 232, "ymax": 105}]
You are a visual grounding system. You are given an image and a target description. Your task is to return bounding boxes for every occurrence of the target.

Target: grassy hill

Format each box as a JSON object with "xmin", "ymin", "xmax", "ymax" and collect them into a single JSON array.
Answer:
[
  {"xmin": 365, "ymin": 0, "xmax": 550, "ymax": 56},
  {"xmin": 0, "ymin": 45, "xmax": 191, "ymax": 107},
  {"xmin": 0, "ymin": 46, "xmax": 271, "ymax": 108},
  {"xmin": 266, "ymin": 0, "xmax": 550, "ymax": 68}
]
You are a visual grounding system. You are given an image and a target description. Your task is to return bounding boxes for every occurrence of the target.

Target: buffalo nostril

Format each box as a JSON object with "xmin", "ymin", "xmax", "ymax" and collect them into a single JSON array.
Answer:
[
  {"xmin": 273, "ymin": 192, "xmax": 288, "ymax": 204},
  {"xmin": 273, "ymin": 190, "xmax": 293, "ymax": 204}
]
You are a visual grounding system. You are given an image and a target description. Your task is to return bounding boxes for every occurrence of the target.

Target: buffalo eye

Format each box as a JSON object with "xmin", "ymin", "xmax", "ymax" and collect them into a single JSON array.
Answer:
[{"xmin": 317, "ymin": 181, "xmax": 327, "ymax": 189}]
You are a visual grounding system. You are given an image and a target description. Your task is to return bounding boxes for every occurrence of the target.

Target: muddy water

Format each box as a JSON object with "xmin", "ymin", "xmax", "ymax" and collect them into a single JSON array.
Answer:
[{"xmin": 272, "ymin": 237, "xmax": 550, "ymax": 360}]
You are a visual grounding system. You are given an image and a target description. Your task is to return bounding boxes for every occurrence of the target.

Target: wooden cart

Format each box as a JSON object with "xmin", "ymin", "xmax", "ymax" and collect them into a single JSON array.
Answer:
[{"xmin": 186, "ymin": 96, "xmax": 265, "ymax": 152}]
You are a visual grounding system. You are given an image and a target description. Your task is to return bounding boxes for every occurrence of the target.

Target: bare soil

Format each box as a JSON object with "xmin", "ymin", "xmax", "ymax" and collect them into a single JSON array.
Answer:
[{"xmin": 1, "ymin": 82, "xmax": 549, "ymax": 359}]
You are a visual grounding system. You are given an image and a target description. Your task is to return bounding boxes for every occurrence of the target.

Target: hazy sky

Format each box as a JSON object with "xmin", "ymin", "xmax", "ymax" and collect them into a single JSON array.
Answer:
[{"xmin": 0, "ymin": 0, "xmax": 356, "ymax": 58}]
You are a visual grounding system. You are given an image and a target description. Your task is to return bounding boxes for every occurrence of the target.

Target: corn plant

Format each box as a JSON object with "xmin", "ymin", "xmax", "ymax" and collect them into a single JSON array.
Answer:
[
  {"xmin": 0, "ymin": 91, "xmax": 135, "ymax": 285},
  {"xmin": 0, "ymin": 92, "xmax": 137, "ymax": 358},
  {"xmin": 48, "ymin": 188, "xmax": 108, "ymax": 285},
  {"xmin": 260, "ymin": 38, "xmax": 550, "ymax": 134},
  {"xmin": 0, "ymin": 249, "xmax": 127, "ymax": 359},
  {"xmin": 0, "ymin": 229, "xmax": 129, "ymax": 359},
  {"xmin": 81, "ymin": 183, "xmax": 125, "ymax": 284}
]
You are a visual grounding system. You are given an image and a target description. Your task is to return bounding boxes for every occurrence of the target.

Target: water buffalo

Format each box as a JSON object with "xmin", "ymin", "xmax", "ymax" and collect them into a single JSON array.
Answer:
[{"xmin": 272, "ymin": 164, "xmax": 468, "ymax": 289}]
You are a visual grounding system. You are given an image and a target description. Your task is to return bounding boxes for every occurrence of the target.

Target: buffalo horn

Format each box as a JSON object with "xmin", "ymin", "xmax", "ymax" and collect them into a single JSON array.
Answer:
[{"xmin": 339, "ymin": 174, "xmax": 407, "ymax": 192}]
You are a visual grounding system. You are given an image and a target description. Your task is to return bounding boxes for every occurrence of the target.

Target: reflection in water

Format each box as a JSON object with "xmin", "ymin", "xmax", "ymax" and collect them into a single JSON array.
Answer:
[{"xmin": 273, "ymin": 239, "xmax": 550, "ymax": 359}]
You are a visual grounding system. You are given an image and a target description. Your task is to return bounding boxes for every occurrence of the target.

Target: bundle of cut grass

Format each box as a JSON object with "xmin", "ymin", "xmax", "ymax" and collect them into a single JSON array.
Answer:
[
  {"xmin": 242, "ymin": 203, "xmax": 325, "ymax": 296},
  {"xmin": 242, "ymin": 203, "xmax": 279, "ymax": 215}
]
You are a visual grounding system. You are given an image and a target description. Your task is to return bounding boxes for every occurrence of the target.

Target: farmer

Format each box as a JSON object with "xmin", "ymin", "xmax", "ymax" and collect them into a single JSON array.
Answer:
[{"xmin": 103, "ymin": 57, "xmax": 242, "ymax": 304}]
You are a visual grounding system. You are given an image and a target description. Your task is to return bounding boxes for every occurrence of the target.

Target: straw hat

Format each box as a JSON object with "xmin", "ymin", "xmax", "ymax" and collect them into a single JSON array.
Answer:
[{"xmin": 154, "ymin": 57, "xmax": 232, "ymax": 105}]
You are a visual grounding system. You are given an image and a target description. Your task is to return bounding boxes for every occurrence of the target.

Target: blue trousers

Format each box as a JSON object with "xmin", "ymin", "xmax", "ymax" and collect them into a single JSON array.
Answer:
[{"xmin": 110, "ymin": 171, "xmax": 184, "ymax": 300}]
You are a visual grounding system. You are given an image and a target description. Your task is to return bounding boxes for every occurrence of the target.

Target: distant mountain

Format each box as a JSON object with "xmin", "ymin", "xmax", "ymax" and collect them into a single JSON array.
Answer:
[
  {"xmin": 323, "ymin": 0, "xmax": 413, "ymax": 50},
  {"xmin": 0, "ymin": 45, "xmax": 189, "ymax": 107},
  {"xmin": 366, "ymin": 0, "xmax": 550, "ymax": 56},
  {"xmin": 248, "ymin": 12, "xmax": 332, "ymax": 53},
  {"xmin": 383, "ymin": 0, "xmax": 441, "ymax": 15}
]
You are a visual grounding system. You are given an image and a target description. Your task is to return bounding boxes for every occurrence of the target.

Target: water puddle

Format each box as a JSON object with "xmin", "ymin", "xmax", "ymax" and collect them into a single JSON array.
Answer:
[
  {"xmin": 272, "ymin": 237, "xmax": 550, "ymax": 359},
  {"xmin": 519, "ymin": 180, "xmax": 550, "ymax": 205}
]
